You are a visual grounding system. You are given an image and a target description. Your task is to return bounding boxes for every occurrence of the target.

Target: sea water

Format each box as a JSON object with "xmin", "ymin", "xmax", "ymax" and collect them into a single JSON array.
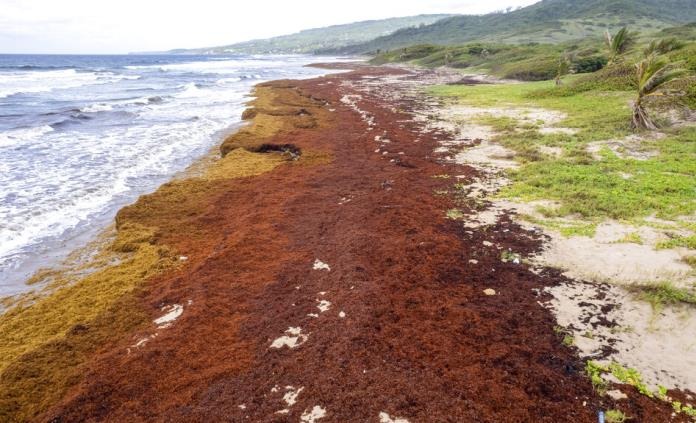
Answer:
[{"xmin": 0, "ymin": 54, "xmax": 346, "ymax": 296}]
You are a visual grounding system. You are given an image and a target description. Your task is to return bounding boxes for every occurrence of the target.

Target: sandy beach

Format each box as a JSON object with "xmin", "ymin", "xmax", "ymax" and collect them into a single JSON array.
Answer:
[{"xmin": 0, "ymin": 63, "xmax": 693, "ymax": 422}]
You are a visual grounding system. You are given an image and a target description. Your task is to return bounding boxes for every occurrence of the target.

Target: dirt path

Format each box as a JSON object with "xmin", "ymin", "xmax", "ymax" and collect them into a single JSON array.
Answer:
[{"xmin": 37, "ymin": 65, "xmax": 682, "ymax": 422}]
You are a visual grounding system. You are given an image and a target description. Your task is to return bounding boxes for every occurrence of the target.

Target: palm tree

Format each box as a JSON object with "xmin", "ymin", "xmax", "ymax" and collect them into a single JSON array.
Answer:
[
  {"xmin": 555, "ymin": 55, "xmax": 571, "ymax": 86},
  {"xmin": 632, "ymin": 54, "xmax": 685, "ymax": 130},
  {"xmin": 643, "ymin": 38, "xmax": 683, "ymax": 57},
  {"xmin": 605, "ymin": 27, "xmax": 635, "ymax": 64}
]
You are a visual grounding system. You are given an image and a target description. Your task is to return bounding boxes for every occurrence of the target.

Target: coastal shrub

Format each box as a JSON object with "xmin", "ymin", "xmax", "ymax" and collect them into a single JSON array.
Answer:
[
  {"xmin": 397, "ymin": 44, "xmax": 442, "ymax": 61},
  {"xmin": 668, "ymin": 44, "xmax": 696, "ymax": 72},
  {"xmin": 572, "ymin": 55, "xmax": 607, "ymax": 73},
  {"xmin": 499, "ymin": 56, "xmax": 558, "ymax": 81},
  {"xmin": 531, "ymin": 62, "xmax": 636, "ymax": 97}
]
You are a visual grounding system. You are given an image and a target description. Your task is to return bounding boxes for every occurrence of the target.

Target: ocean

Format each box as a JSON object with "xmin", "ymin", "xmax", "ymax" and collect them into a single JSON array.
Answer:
[{"xmin": 0, "ymin": 54, "xmax": 345, "ymax": 296}]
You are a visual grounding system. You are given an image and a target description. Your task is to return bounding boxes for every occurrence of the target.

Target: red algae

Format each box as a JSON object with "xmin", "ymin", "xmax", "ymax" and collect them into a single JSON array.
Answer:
[{"xmin": 0, "ymin": 67, "xmax": 684, "ymax": 422}]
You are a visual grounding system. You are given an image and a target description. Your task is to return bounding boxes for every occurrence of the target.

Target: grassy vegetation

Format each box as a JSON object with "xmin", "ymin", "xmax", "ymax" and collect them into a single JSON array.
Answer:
[
  {"xmin": 429, "ymin": 76, "xmax": 696, "ymax": 221},
  {"xmin": 605, "ymin": 409, "xmax": 628, "ymax": 423},
  {"xmin": 630, "ymin": 282, "xmax": 696, "ymax": 311},
  {"xmin": 372, "ymin": 42, "xmax": 606, "ymax": 81},
  {"xmin": 656, "ymin": 235, "xmax": 696, "ymax": 250},
  {"xmin": 341, "ymin": 0, "xmax": 696, "ymax": 54}
]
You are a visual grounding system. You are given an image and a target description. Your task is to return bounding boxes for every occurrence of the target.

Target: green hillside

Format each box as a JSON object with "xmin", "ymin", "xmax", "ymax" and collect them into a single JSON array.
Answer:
[
  {"xmin": 328, "ymin": 0, "xmax": 696, "ymax": 54},
  {"xmin": 166, "ymin": 15, "xmax": 454, "ymax": 55}
]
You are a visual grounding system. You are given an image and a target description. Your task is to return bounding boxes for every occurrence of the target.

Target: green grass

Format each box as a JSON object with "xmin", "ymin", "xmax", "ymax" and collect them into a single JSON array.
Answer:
[
  {"xmin": 446, "ymin": 209, "xmax": 465, "ymax": 220},
  {"xmin": 586, "ymin": 360, "xmax": 608, "ymax": 393},
  {"xmin": 617, "ymin": 232, "xmax": 643, "ymax": 244},
  {"xmin": 431, "ymin": 78, "xmax": 633, "ymax": 139},
  {"xmin": 520, "ymin": 214, "xmax": 598, "ymax": 237},
  {"xmin": 588, "ymin": 359, "xmax": 696, "ymax": 418},
  {"xmin": 605, "ymin": 409, "xmax": 628, "ymax": 423},
  {"xmin": 631, "ymin": 281, "xmax": 696, "ymax": 311},
  {"xmin": 656, "ymin": 235, "xmax": 696, "ymax": 250},
  {"xmin": 683, "ymin": 255, "xmax": 696, "ymax": 268},
  {"xmin": 587, "ymin": 361, "xmax": 652, "ymax": 397},
  {"xmin": 429, "ymin": 80, "xmax": 696, "ymax": 221}
]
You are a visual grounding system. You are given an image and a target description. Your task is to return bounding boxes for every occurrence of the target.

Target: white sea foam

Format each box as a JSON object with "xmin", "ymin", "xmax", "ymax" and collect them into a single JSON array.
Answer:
[
  {"xmin": 0, "ymin": 55, "xmax": 349, "ymax": 296},
  {"xmin": 0, "ymin": 69, "xmax": 125, "ymax": 98},
  {"xmin": 176, "ymin": 82, "xmax": 202, "ymax": 98},
  {"xmin": 81, "ymin": 103, "xmax": 114, "ymax": 113},
  {"xmin": 0, "ymin": 125, "xmax": 54, "ymax": 147}
]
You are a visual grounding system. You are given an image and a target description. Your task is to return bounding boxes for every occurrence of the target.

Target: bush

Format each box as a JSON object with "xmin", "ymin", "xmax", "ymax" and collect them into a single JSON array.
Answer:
[
  {"xmin": 499, "ymin": 57, "xmax": 558, "ymax": 81},
  {"xmin": 569, "ymin": 62, "xmax": 636, "ymax": 92},
  {"xmin": 397, "ymin": 44, "xmax": 442, "ymax": 61},
  {"xmin": 668, "ymin": 44, "xmax": 696, "ymax": 72},
  {"xmin": 573, "ymin": 55, "xmax": 607, "ymax": 73}
]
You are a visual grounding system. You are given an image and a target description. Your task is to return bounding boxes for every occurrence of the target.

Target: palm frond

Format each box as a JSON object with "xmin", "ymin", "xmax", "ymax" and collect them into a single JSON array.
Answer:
[
  {"xmin": 636, "ymin": 54, "xmax": 686, "ymax": 95},
  {"xmin": 642, "ymin": 68, "xmax": 687, "ymax": 95},
  {"xmin": 611, "ymin": 27, "xmax": 634, "ymax": 56},
  {"xmin": 643, "ymin": 38, "xmax": 683, "ymax": 57},
  {"xmin": 605, "ymin": 30, "xmax": 613, "ymax": 49}
]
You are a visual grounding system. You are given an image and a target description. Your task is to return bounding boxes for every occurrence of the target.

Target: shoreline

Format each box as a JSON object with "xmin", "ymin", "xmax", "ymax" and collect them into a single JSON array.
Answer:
[
  {"xmin": 0, "ymin": 58, "xmax": 351, "ymax": 301},
  {"xmin": 0, "ymin": 122, "xmax": 246, "ymax": 302},
  {"xmin": 0, "ymin": 64, "xmax": 691, "ymax": 422},
  {"xmin": 0, "ymin": 55, "xmax": 352, "ymax": 300}
]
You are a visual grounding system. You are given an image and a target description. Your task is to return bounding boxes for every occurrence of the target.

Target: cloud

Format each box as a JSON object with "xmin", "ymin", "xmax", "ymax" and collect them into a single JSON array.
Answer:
[{"xmin": 0, "ymin": 0, "xmax": 541, "ymax": 54}]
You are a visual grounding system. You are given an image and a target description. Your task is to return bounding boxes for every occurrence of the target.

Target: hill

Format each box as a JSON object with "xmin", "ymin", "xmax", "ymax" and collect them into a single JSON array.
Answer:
[
  {"xmin": 155, "ymin": 15, "xmax": 454, "ymax": 55},
  {"xmin": 327, "ymin": 0, "xmax": 696, "ymax": 54}
]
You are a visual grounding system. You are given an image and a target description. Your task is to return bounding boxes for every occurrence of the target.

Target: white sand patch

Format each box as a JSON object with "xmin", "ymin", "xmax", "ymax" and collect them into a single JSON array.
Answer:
[
  {"xmin": 128, "ymin": 333, "xmax": 159, "ymax": 353},
  {"xmin": 379, "ymin": 412, "xmax": 410, "ymax": 423},
  {"xmin": 270, "ymin": 327, "xmax": 308, "ymax": 349},
  {"xmin": 607, "ymin": 390, "xmax": 628, "ymax": 400},
  {"xmin": 238, "ymin": 404, "xmax": 246, "ymax": 410},
  {"xmin": 153, "ymin": 304, "xmax": 183, "ymax": 329},
  {"xmin": 313, "ymin": 259, "xmax": 331, "ymax": 271},
  {"xmin": 483, "ymin": 289, "xmax": 497, "ymax": 296},
  {"xmin": 545, "ymin": 281, "xmax": 696, "ymax": 392},
  {"xmin": 301, "ymin": 405, "xmax": 327, "ymax": 422},
  {"xmin": 340, "ymin": 94, "xmax": 375, "ymax": 128},
  {"xmin": 463, "ymin": 208, "xmax": 503, "ymax": 229},
  {"xmin": 339, "ymin": 311, "xmax": 346, "ymax": 318},
  {"xmin": 454, "ymin": 140, "xmax": 518, "ymax": 170},
  {"xmin": 282, "ymin": 386, "xmax": 304, "ymax": 406},
  {"xmin": 534, "ymin": 221, "xmax": 694, "ymax": 287},
  {"xmin": 587, "ymin": 133, "xmax": 663, "ymax": 161},
  {"xmin": 307, "ymin": 313, "xmax": 319, "ymax": 318},
  {"xmin": 433, "ymin": 104, "xmax": 570, "ymax": 137},
  {"xmin": 317, "ymin": 299, "xmax": 332, "ymax": 313}
]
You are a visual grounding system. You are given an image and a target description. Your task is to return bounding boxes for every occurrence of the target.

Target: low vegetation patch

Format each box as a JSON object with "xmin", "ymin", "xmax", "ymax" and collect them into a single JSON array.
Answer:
[
  {"xmin": 630, "ymin": 282, "xmax": 696, "ymax": 311},
  {"xmin": 605, "ymin": 409, "xmax": 628, "ymax": 423},
  {"xmin": 587, "ymin": 360, "xmax": 696, "ymax": 418},
  {"xmin": 655, "ymin": 235, "xmax": 696, "ymax": 250},
  {"xmin": 432, "ymin": 75, "xmax": 696, "ymax": 221}
]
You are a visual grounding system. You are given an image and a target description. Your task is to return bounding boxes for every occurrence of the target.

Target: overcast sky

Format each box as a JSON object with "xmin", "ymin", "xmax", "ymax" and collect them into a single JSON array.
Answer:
[{"xmin": 0, "ymin": 0, "xmax": 541, "ymax": 54}]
